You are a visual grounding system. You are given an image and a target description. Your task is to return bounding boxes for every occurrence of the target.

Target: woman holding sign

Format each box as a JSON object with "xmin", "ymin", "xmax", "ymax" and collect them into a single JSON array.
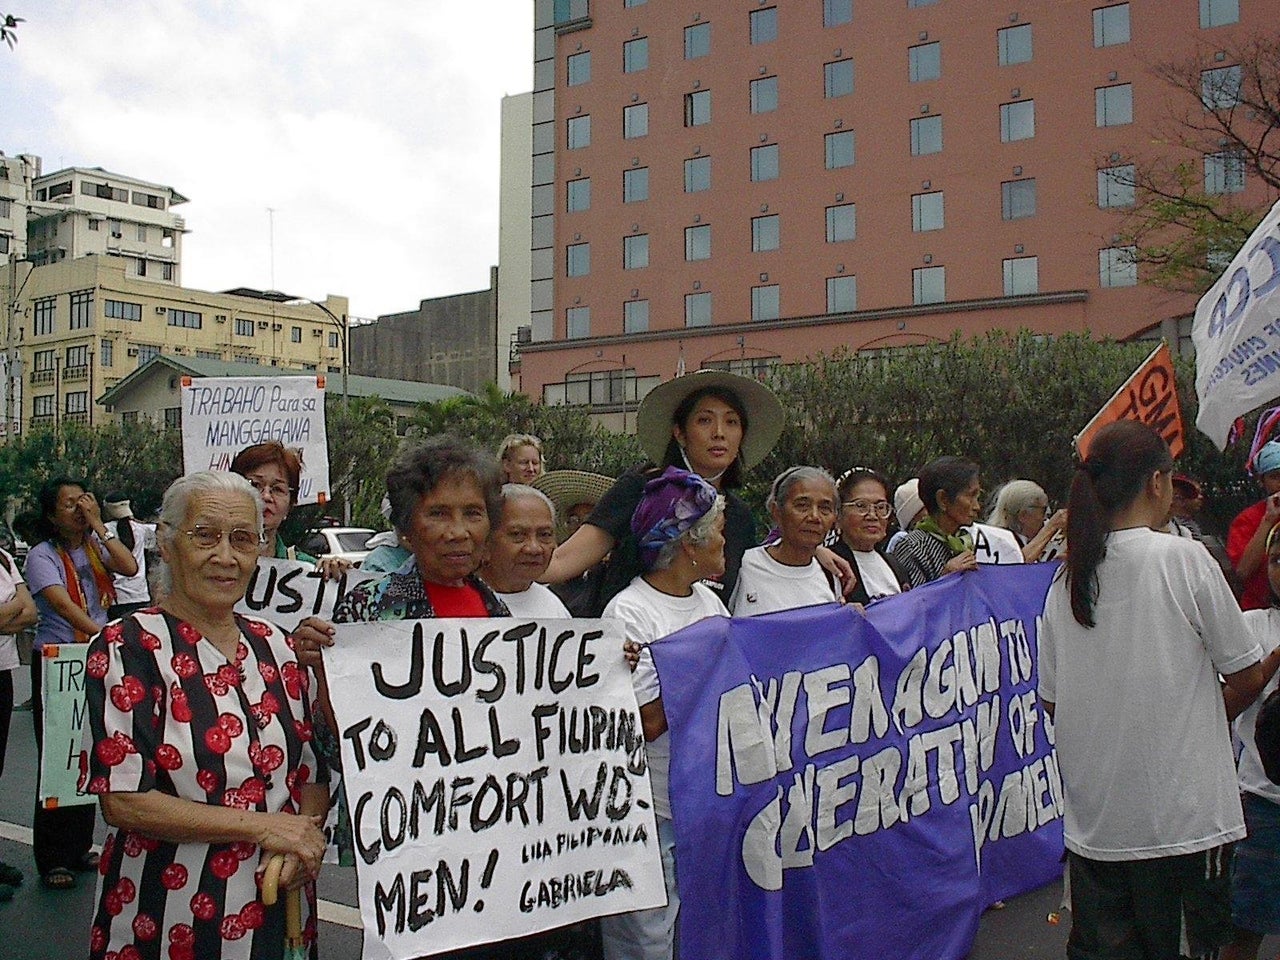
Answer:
[
  {"xmin": 81, "ymin": 471, "xmax": 329, "ymax": 960},
  {"xmin": 890, "ymin": 456, "xmax": 982, "ymax": 588},
  {"xmin": 24, "ymin": 478, "xmax": 138, "ymax": 891}
]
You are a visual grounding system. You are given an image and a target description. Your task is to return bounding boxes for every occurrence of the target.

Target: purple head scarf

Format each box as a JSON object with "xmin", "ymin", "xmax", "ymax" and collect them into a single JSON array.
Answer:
[{"xmin": 631, "ymin": 466, "xmax": 719, "ymax": 571}]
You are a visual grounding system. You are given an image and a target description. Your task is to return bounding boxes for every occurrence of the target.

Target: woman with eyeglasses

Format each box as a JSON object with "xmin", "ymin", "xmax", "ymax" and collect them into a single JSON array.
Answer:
[
  {"xmin": 730, "ymin": 466, "xmax": 842, "ymax": 617},
  {"xmin": 231, "ymin": 441, "xmax": 350, "ymax": 579},
  {"xmin": 23, "ymin": 477, "xmax": 138, "ymax": 891},
  {"xmin": 81, "ymin": 471, "xmax": 329, "ymax": 960},
  {"xmin": 830, "ymin": 468, "xmax": 908, "ymax": 604},
  {"xmin": 986, "ymin": 479, "xmax": 1067, "ymax": 563}
]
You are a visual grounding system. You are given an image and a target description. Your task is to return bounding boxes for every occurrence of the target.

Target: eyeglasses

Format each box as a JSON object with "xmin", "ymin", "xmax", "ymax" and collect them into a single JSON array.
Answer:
[
  {"xmin": 183, "ymin": 524, "xmax": 264, "ymax": 553},
  {"xmin": 842, "ymin": 499, "xmax": 892, "ymax": 518},
  {"xmin": 247, "ymin": 479, "xmax": 294, "ymax": 501}
]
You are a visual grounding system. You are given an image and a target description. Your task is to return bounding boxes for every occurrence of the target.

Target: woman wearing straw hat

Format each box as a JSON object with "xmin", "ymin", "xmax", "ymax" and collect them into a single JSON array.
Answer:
[{"xmin": 542, "ymin": 370, "xmax": 848, "ymax": 614}]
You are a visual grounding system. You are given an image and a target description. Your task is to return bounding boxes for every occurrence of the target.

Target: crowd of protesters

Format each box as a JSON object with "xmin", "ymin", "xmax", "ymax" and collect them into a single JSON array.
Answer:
[{"xmin": 0, "ymin": 368, "xmax": 1277, "ymax": 960}]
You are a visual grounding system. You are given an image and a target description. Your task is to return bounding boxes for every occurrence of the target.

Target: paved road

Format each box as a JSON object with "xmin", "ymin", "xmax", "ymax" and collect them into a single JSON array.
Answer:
[{"xmin": 0, "ymin": 663, "xmax": 1265, "ymax": 960}]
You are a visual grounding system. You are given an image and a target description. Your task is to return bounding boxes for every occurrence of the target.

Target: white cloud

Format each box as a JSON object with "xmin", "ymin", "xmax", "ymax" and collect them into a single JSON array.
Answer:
[{"xmin": 4, "ymin": 0, "xmax": 533, "ymax": 317}]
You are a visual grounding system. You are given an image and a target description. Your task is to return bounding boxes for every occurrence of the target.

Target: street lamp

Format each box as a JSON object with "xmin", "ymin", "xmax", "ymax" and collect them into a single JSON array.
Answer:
[
  {"xmin": 282, "ymin": 295, "xmax": 348, "ymax": 410},
  {"xmin": 4, "ymin": 255, "xmax": 36, "ymax": 438}
]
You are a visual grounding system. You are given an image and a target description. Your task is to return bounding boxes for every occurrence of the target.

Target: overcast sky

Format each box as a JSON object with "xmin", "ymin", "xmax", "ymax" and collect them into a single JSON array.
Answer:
[{"xmin": 2, "ymin": 1, "xmax": 534, "ymax": 318}]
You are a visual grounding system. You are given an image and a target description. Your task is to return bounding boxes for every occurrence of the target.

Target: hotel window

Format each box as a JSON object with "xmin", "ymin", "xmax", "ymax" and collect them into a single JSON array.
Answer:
[
  {"xmin": 685, "ymin": 224, "xmax": 711, "ymax": 261},
  {"xmin": 291, "ymin": 326, "xmax": 302, "ymax": 343},
  {"xmin": 825, "ymin": 204, "xmax": 856, "ymax": 243},
  {"xmin": 825, "ymin": 59, "xmax": 854, "ymax": 99},
  {"xmin": 136, "ymin": 223, "xmax": 148, "ymax": 242},
  {"xmin": 684, "ymin": 22, "xmax": 710, "ymax": 60},
  {"xmin": 826, "ymin": 276, "xmax": 857, "ymax": 313},
  {"xmin": 1093, "ymin": 4, "xmax": 1130, "ymax": 46},
  {"xmin": 65, "ymin": 391, "xmax": 88, "ymax": 415},
  {"xmin": 66, "ymin": 344, "xmax": 89, "ymax": 369},
  {"xmin": 624, "ymin": 299, "xmax": 650, "ymax": 333},
  {"xmin": 566, "ymin": 177, "xmax": 591, "ymax": 212},
  {"xmin": 566, "ymin": 242, "xmax": 591, "ymax": 276},
  {"xmin": 908, "ymin": 0, "xmax": 939, "ymax": 6},
  {"xmin": 623, "ymin": 37, "xmax": 648, "ymax": 73},
  {"xmin": 33, "ymin": 395, "xmax": 54, "ymax": 418},
  {"xmin": 911, "ymin": 115, "xmax": 942, "ymax": 155},
  {"xmin": 1205, "ymin": 151, "xmax": 1245, "ymax": 194},
  {"xmin": 136, "ymin": 343, "xmax": 160, "ymax": 366},
  {"xmin": 909, "ymin": 42, "xmax": 940, "ymax": 82},
  {"xmin": 1199, "ymin": 0, "xmax": 1238, "ymax": 27},
  {"xmin": 567, "ymin": 115, "xmax": 591, "ymax": 149},
  {"xmin": 1201, "ymin": 66, "xmax": 1242, "ymax": 110},
  {"xmin": 623, "ymin": 234, "xmax": 650, "ymax": 270},
  {"xmin": 997, "ymin": 24, "xmax": 1032, "ymax": 66},
  {"xmin": 1002, "ymin": 178, "xmax": 1037, "ymax": 219},
  {"xmin": 1095, "ymin": 84, "xmax": 1133, "ymax": 126},
  {"xmin": 623, "ymin": 103, "xmax": 649, "ymax": 139},
  {"xmin": 684, "ymin": 90, "xmax": 712, "ymax": 126},
  {"xmin": 69, "ymin": 290, "xmax": 94, "ymax": 329},
  {"xmin": 685, "ymin": 292, "xmax": 712, "ymax": 327},
  {"xmin": 624, "ymin": 0, "xmax": 646, "ymax": 6},
  {"xmin": 105, "ymin": 299, "xmax": 141, "ymax": 321},
  {"xmin": 34, "ymin": 349, "xmax": 55, "ymax": 371},
  {"xmin": 825, "ymin": 131, "xmax": 855, "ymax": 169},
  {"xmin": 1000, "ymin": 100, "xmax": 1035, "ymax": 141},
  {"xmin": 911, "ymin": 192, "xmax": 944, "ymax": 232},
  {"xmin": 750, "ymin": 76, "xmax": 778, "ymax": 114},
  {"xmin": 1097, "ymin": 165, "xmax": 1135, "ymax": 207},
  {"xmin": 1099, "ymin": 247, "xmax": 1137, "ymax": 287},
  {"xmin": 567, "ymin": 51, "xmax": 591, "ymax": 86},
  {"xmin": 623, "ymin": 167, "xmax": 649, "ymax": 203},
  {"xmin": 751, "ymin": 7, "xmax": 777, "ymax": 44},
  {"xmin": 824, "ymin": 0, "xmax": 852, "ymax": 27},
  {"xmin": 912, "ymin": 266, "xmax": 946, "ymax": 305},
  {"xmin": 1003, "ymin": 256, "xmax": 1039, "ymax": 296},
  {"xmin": 684, "ymin": 156, "xmax": 711, "ymax": 192},
  {"xmin": 567, "ymin": 306, "xmax": 590, "ymax": 339},
  {"xmin": 751, "ymin": 144, "xmax": 779, "ymax": 181},
  {"xmin": 234, "ymin": 318, "xmax": 255, "ymax": 336},
  {"xmin": 752, "ymin": 285, "xmax": 780, "ymax": 322},
  {"xmin": 34, "ymin": 297, "xmax": 55, "ymax": 336},
  {"xmin": 100, "ymin": 339, "xmax": 113, "ymax": 367},
  {"xmin": 752, "ymin": 215, "xmax": 780, "ymax": 252}
]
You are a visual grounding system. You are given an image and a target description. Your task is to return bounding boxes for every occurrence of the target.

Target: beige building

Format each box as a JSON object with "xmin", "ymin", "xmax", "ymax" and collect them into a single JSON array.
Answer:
[
  {"xmin": 0, "ymin": 153, "xmax": 40, "ymax": 261},
  {"xmin": 1, "ymin": 255, "xmax": 349, "ymax": 434},
  {"xmin": 497, "ymin": 92, "xmax": 534, "ymax": 392}
]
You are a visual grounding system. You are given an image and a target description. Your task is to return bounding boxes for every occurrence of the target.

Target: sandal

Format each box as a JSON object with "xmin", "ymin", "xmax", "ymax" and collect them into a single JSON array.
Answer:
[
  {"xmin": 0, "ymin": 862, "xmax": 21, "ymax": 887},
  {"xmin": 41, "ymin": 867, "xmax": 76, "ymax": 891},
  {"xmin": 74, "ymin": 851, "xmax": 100, "ymax": 872}
]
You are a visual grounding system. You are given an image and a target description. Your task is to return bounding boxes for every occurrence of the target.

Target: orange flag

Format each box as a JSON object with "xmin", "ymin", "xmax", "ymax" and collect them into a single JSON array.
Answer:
[{"xmin": 1075, "ymin": 343, "xmax": 1186, "ymax": 459}]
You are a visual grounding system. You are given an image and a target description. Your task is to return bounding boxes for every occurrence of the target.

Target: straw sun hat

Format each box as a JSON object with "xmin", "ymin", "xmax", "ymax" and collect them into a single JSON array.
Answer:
[
  {"xmin": 634, "ymin": 369, "xmax": 784, "ymax": 471},
  {"xmin": 531, "ymin": 470, "xmax": 615, "ymax": 519}
]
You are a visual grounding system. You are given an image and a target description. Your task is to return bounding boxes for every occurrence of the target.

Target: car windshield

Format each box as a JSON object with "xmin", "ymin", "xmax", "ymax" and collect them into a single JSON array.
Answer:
[{"xmin": 335, "ymin": 531, "xmax": 373, "ymax": 551}]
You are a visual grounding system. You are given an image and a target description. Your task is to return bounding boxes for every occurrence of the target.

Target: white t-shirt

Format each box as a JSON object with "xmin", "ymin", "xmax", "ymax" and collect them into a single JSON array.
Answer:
[
  {"xmin": 494, "ymin": 582, "xmax": 571, "ymax": 619},
  {"xmin": 1039, "ymin": 527, "xmax": 1262, "ymax": 861},
  {"xmin": 965, "ymin": 523, "xmax": 1025, "ymax": 564},
  {"xmin": 730, "ymin": 545, "xmax": 839, "ymax": 617},
  {"xmin": 1239, "ymin": 609, "xmax": 1280, "ymax": 805},
  {"xmin": 107, "ymin": 519, "xmax": 156, "ymax": 605},
  {"xmin": 603, "ymin": 576, "xmax": 728, "ymax": 819},
  {"xmin": 0, "ymin": 549, "xmax": 21, "ymax": 672},
  {"xmin": 852, "ymin": 549, "xmax": 901, "ymax": 600}
]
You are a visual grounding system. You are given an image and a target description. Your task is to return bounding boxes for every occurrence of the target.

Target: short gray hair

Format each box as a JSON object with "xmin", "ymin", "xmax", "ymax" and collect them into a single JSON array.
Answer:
[
  {"xmin": 156, "ymin": 471, "xmax": 263, "ymax": 592},
  {"xmin": 650, "ymin": 496, "xmax": 726, "ymax": 572},
  {"xmin": 766, "ymin": 466, "xmax": 837, "ymax": 512},
  {"xmin": 986, "ymin": 479, "xmax": 1047, "ymax": 530},
  {"xmin": 499, "ymin": 483, "xmax": 556, "ymax": 523}
]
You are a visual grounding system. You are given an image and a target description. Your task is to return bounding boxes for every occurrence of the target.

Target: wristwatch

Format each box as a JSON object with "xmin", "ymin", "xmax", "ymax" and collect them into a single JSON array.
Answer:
[{"xmin": 100, "ymin": 529, "xmax": 118, "ymax": 543}]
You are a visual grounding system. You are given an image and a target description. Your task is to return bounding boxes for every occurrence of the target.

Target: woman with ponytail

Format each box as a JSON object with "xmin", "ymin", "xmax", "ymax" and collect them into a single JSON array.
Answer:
[{"xmin": 1038, "ymin": 421, "xmax": 1268, "ymax": 959}]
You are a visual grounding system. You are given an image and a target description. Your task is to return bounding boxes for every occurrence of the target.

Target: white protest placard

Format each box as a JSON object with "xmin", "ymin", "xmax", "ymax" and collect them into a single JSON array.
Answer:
[
  {"xmin": 324, "ymin": 618, "xmax": 666, "ymax": 960},
  {"xmin": 1193, "ymin": 198, "xmax": 1280, "ymax": 448},
  {"xmin": 235, "ymin": 558, "xmax": 378, "ymax": 633},
  {"xmin": 180, "ymin": 376, "xmax": 331, "ymax": 504},
  {"xmin": 39, "ymin": 644, "xmax": 95, "ymax": 807},
  {"xmin": 966, "ymin": 523, "xmax": 1025, "ymax": 564}
]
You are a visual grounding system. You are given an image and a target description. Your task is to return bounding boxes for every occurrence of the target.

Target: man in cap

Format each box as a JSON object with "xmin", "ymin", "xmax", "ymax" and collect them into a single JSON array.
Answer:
[{"xmin": 1228, "ymin": 442, "xmax": 1280, "ymax": 610}]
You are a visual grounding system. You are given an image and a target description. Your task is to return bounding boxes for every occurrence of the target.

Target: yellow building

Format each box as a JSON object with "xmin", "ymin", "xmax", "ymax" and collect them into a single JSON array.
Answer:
[{"xmin": 1, "ymin": 255, "xmax": 349, "ymax": 434}]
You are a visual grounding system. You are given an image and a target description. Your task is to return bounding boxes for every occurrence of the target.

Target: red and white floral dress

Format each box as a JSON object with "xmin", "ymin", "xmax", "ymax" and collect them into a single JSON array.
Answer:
[{"xmin": 81, "ymin": 609, "xmax": 326, "ymax": 960}]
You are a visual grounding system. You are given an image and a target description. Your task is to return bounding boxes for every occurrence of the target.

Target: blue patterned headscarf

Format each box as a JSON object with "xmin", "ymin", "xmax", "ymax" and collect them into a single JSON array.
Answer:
[{"xmin": 631, "ymin": 466, "xmax": 718, "ymax": 571}]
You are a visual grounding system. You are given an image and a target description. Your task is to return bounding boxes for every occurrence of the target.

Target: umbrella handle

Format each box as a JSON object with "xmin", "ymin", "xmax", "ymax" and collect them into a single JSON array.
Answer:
[
  {"xmin": 260, "ymin": 853, "xmax": 304, "ymax": 940},
  {"xmin": 261, "ymin": 853, "xmax": 286, "ymax": 906}
]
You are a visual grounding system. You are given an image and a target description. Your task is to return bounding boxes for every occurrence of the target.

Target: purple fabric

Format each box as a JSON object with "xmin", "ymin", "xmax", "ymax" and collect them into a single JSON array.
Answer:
[
  {"xmin": 25, "ymin": 539, "xmax": 111, "ymax": 649},
  {"xmin": 631, "ymin": 467, "xmax": 718, "ymax": 571}
]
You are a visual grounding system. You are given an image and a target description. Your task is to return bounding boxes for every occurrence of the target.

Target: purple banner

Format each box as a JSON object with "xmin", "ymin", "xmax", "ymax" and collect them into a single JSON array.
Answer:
[{"xmin": 652, "ymin": 564, "xmax": 1064, "ymax": 960}]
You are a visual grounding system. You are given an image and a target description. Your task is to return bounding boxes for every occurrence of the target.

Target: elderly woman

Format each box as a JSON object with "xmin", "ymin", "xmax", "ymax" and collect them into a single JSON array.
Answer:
[
  {"xmin": 731, "ymin": 466, "xmax": 841, "ymax": 616},
  {"xmin": 600, "ymin": 467, "xmax": 728, "ymax": 960},
  {"xmin": 987, "ymin": 479, "xmax": 1067, "ymax": 563},
  {"xmin": 831, "ymin": 467, "xmax": 908, "ymax": 604},
  {"xmin": 81, "ymin": 471, "xmax": 329, "ymax": 960},
  {"xmin": 230, "ymin": 441, "xmax": 349, "ymax": 580},
  {"xmin": 543, "ymin": 370, "xmax": 852, "ymax": 615},
  {"xmin": 890, "ymin": 456, "xmax": 983, "ymax": 589},
  {"xmin": 498, "ymin": 433, "xmax": 545, "ymax": 485},
  {"xmin": 24, "ymin": 477, "xmax": 139, "ymax": 891},
  {"xmin": 480, "ymin": 485, "xmax": 571, "ymax": 618}
]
